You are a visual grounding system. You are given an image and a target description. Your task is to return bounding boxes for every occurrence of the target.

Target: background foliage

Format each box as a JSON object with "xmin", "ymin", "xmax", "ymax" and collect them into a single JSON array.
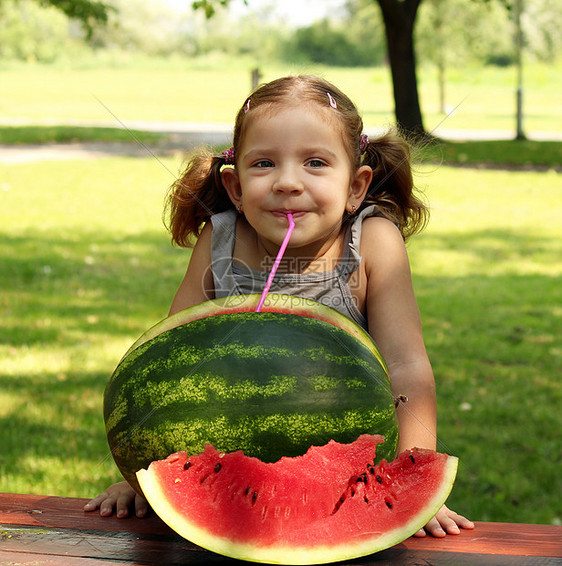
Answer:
[{"xmin": 0, "ymin": 0, "xmax": 560, "ymax": 65}]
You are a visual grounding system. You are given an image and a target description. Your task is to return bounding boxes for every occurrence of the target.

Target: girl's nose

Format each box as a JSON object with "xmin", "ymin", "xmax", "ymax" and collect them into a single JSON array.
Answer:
[{"xmin": 272, "ymin": 166, "xmax": 304, "ymax": 195}]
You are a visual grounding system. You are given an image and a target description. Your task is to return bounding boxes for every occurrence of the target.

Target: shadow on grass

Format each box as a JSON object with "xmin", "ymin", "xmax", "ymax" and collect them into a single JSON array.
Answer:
[
  {"xmin": 416, "ymin": 228, "xmax": 559, "ymax": 264},
  {"xmin": 2, "ymin": 226, "xmax": 558, "ymax": 344},
  {"xmin": 0, "ymin": 368, "xmax": 119, "ymax": 494},
  {"xmin": 0, "ymin": 229, "xmax": 189, "ymax": 348},
  {"xmin": 1, "ymin": 226, "xmax": 560, "ymax": 520},
  {"xmin": 421, "ymin": 139, "xmax": 562, "ymax": 171},
  {"xmin": 408, "ymin": 231, "xmax": 561, "ymax": 523},
  {"xmin": 420, "ymin": 270, "xmax": 560, "ymax": 523}
]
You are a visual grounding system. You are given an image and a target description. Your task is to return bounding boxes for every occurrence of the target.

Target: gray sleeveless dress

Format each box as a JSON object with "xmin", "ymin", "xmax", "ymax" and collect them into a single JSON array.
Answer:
[{"xmin": 210, "ymin": 205, "xmax": 383, "ymax": 331}]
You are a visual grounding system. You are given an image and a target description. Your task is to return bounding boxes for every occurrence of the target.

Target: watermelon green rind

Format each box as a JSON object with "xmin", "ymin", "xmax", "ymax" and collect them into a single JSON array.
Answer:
[
  {"xmin": 105, "ymin": 312, "xmax": 398, "ymax": 491},
  {"xmin": 136, "ymin": 438, "xmax": 458, "ymax": 565},
  {"xmin": 119, "ymin": 294, "xmax": 388, "ymax": 372}
]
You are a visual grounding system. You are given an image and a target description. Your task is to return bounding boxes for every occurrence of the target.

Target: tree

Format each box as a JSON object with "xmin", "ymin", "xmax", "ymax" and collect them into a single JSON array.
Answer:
[
  {"xmin": 374, "ymin": 0, "xmax": 424, "ymax": 137},
  {"xmin": 292, "ymin": 19, "xmax": 383, "ymax": 67},
  {"xmin": 415, "ymin": 0, "xmax": 501, "ymax": 114},
  {"xmin": 192, "ymin": 0, "xmax": 236, "ymax": 18},
  {"xmin": 86, "ymin": 0, "xmax": 184, "ymax": 54},
  {"xmin": 31, "ymin": 0, "xmax": 113, "ymax": 37},
  {"xmin": 0, "ymin": 0, "xmax": 71, "ymax": 61}
]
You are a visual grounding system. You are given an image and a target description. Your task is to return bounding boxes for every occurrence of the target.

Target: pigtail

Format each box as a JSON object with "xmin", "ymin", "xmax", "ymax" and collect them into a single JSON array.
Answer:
[
  {"xmin": 165, "ymin": 149, "xmax": 233, "ymax": 247},
  {"xmin": 361, "ymin": 132, "xmax": 429, "ymax": 241}
]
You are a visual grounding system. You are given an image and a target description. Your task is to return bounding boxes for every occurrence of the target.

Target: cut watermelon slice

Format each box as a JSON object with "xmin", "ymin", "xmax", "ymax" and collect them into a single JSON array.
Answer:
[{"xmin": 137, "ymin": 434, "xmax": 458, "ymax": 564}]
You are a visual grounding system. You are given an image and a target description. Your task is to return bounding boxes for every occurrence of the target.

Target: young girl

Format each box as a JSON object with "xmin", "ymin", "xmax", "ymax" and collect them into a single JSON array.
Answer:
[{"xmin": 86, "ymin": 75, "xmax": 474, "ymax": 538}]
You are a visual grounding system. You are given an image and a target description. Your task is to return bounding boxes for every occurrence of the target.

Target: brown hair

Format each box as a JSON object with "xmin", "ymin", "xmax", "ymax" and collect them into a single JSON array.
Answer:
[{"xmin": 165, "ymin": 75, "xmax": 428, "ymax": 246}]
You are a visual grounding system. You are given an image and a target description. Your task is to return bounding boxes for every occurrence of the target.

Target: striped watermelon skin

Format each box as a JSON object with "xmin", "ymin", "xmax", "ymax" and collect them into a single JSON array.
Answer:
[
  {"xmin": 105, "ymin": 305, "xmax": 398, "ymax": 492},
  {"xmin": 120, "ymin": 294, "xmax": 388, "ymax": 370}
]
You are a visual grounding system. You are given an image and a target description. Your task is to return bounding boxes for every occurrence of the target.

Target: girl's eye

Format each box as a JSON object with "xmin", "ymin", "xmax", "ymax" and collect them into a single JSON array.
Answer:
[
  {"xmin": 253, "ymin": 159, "xmax": 274, "ymax": 168},
  {"xmin": 307, "ymin": 159, "xmax": 326, "ymax": 168}
]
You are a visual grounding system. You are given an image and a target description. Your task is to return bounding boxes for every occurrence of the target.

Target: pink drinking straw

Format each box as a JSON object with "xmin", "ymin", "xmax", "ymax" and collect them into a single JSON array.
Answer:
[{"xmin": 255, "ymin": 213, "xmax": 295, "ymax": 312}]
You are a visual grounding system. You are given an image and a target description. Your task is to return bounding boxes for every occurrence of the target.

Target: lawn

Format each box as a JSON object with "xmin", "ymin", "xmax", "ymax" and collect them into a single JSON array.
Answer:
[
  {"xmin": 0, "ymin": 156, "xmax": 182, "ymax": 494},
  {"xmin": 0, "ymin": 151, "xmax": 560, "ymax": 525},
  {"xmin": 0, "ymin": 125, "xmax": 163, "ymax": 145},
  {"xmin": 409, "ymin": 166, "xmax": 561, "ymax": 523},
  {"xmin": 0, "ymin": 59, "xmax": 560, "ymax": 136}
]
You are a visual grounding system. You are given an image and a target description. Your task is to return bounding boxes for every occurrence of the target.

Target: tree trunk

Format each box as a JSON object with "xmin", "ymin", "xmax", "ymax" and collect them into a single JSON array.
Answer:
[
  {"xmin": 376, "ymin": 0, "xmax": 425, "ymax": 137},
  {"xmin": 438, "ymin": 59, "xmax": 446, "ymax": 114}
]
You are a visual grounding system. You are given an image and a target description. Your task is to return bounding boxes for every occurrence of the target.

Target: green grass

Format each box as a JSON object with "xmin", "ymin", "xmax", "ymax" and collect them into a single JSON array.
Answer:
[
  {"xmin": 0, "ymin": 125, "xmax": 164, "ymax": 145},
  {"xmin": 0, "ymin": 59, "xmax": 560, "ymax": 135},
  {"xmin": 408, "ymin": 166, "xmax": 561, "ymax": 523},
  {"xmin": 1, "ymin": 154, "xmax": 560, "ymax": 524},
  {"xmin": 421, "ymin": 139, "xmax": 562, "ymax": 169},
  {"xmin": 0, "ymin": 156, "xmax": 184, "ymax": 494},
  {"xmin": 1, "ymin": 59, "xmax": 559, "ymax": 172}
]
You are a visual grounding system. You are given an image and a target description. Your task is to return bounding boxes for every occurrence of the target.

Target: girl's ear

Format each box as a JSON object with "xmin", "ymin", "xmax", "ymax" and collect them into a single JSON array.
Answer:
[
  {"xmin": 221, "ymin": 167, "xmax": 243, "ymax": 209},
  {"xmin": 347, "ymin": 165, "xmax": 372, "ymax": 212}
]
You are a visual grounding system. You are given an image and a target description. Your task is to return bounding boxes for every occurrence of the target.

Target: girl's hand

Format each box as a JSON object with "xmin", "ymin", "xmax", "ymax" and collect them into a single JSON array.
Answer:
[
  {"xmin": 83, "ymin": 481, "xmax": 149, "ymax": 519},
  {"xmin": 415, "ymin": 504, "xmax": 475, "ymax": 537}
]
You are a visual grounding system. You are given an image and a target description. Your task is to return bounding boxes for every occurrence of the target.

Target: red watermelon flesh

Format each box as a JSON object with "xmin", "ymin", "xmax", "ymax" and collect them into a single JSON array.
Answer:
[{"xmin": 137, "ymin": 434, "xmax": 458, "ymax": 564}]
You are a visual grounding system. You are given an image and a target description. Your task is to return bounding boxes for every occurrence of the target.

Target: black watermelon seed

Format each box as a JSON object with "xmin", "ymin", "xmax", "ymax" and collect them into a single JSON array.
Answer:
[
  {"xmin": 332, "ymin": 498, "xmax": 345, "ymax": 514},
  {"xmin": 252, "ymin": 492, "xmax": 258, "ymax": 503},
  {"xmin": 245, "ymin": 486, "xmax": 251, "ymax": 496},
  {"xmin": 385, "ymin": 500, "xmax": 393, "ymax": 509},
  {"xmin": 183, "ymin": 461, "xmax": 191, "ymax": 470},
  {"xmin": 364, "ymin": 497, "xmax": 369, "ymax": 503},
  {"xmin": 409, "ymin": 455, "xmax": 415, "ymax": 464},
  {"xmin": 376, "ymin": 475, "xmax": 383, "ymax": 484},
  {"xmin": 214, "ymin": 463, "xmax": 222, "ymax": 473}
]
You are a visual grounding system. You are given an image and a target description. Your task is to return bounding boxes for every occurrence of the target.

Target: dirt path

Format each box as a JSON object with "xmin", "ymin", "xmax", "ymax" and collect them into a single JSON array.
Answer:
[
  {"xmin": 0, "ymin": 122, "xmax": 559, "ymax": 164},
  {"xmin": 0, "ymin": 125, "xmax": 232, "ymax": 164}
]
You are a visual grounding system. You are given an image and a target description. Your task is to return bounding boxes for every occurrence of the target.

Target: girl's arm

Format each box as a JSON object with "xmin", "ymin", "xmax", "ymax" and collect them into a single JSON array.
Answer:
[
  {"xmin": 169, "ymin": 222, "xmax": 215, "ymax": 315},
  {"xmin": 361, "ymin": 218, "xmax": 474, "ymax": 537},
  {"xmin": 86, "ymin": 223, "xmax": 215, "ymax": 517},
  {"xmin": 362, "ymin": 219, "xmax": 436, "ymax": 452}
]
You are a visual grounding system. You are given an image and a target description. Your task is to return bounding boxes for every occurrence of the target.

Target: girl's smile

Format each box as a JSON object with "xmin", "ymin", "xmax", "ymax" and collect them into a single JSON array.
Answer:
[{"xmin": 271, "ymin": 209, "xmax": 307, "ymax": 216}]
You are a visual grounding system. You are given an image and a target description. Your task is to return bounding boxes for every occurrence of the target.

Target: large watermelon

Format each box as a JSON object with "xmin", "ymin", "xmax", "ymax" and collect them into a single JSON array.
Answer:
[
  {"xmin": 137, "ymin": 435, "xmax": 458, "ymax": 564},
  {"xmin": 104, "ymin": 295, "xmax": 398, "ymax": 493}
]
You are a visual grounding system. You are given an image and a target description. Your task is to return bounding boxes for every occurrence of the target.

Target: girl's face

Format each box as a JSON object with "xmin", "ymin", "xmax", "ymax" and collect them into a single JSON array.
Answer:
[{"xmin": 222, "ymin": 104, "xmax": 372, "ymax": 256}]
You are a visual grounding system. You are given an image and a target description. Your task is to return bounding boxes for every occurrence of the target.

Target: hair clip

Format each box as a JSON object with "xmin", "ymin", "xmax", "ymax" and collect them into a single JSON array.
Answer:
[
  {"xmin": 359, "ymin": 134, "xmax": 370, "ymax": 154},
  {"xmin": 243, "ymin": 98, "xmax": 251, "ymax": 113},
  {"xmin": 327, "ymin": 92, "xmax": 337, "ymax": 109},
  {"xmin": 222, "ymin": 147, "xmax": 235, "ymax": 165}
]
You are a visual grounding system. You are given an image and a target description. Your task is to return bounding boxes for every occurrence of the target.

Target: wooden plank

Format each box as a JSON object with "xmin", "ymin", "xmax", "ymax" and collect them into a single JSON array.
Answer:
[
  {"xmin": 0, "ymin": 492, "xmax": 174, "ymax": 535},
  {"xmin": 1, "ymin": 493, "xmax": 561, "ymax": 565},
  {"xmin": 398, "ymin": 521, "xmax": 562, "ymax": 558},
  {"xmin": 0, "ymin": 549, "xmax": 145, "ymax": 566},
  {"xmin": 0, "ymin": 525, "xmax": 230, "ymax": 565},
  {"xmin": 3, "ymin": 526, "xmax": 561, "ymax": 566}
]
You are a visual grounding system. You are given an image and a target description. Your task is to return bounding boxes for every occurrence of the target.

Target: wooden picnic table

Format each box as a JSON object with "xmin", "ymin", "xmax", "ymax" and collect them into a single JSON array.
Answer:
[{"xmin": 1, "ymin": 492, "xmax": 560, "ymax": 565}]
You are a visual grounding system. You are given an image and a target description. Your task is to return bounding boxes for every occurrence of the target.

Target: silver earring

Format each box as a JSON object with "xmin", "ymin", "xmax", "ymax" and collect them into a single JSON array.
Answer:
[
  {"xmin": 351, "ymin": 205, "xmax": 357, "ymax": 214},
  {"xmin": 237, "ymin": 204, "xmax": 243, "ymax": 214}
]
